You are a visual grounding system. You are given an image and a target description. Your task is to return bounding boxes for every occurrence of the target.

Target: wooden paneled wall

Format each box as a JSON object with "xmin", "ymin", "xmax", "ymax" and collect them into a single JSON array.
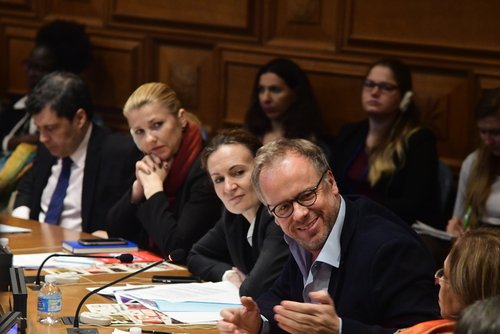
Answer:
[{"xmin": 1, "ymin": 0, "xmax": 500, "ymax": 171}]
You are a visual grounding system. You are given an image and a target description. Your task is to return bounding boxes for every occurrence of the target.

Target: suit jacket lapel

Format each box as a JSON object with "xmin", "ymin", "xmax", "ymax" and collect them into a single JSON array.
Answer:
[
  {"xmin": 31, "ymin": 146, "xmax": 57, "ymax": 220},
  {"xmin": 81, "ymin": 125, "xmax": 105, "ymax": 231},
  {"xmin": 329, "ymin": 197, "xmax": 357, "ymax": 301}
]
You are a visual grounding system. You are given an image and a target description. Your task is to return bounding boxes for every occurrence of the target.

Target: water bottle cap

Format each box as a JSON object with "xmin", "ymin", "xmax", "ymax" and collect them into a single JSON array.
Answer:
[
  {"xmin": 44, "ymin": 274, "xmax": 57, "ymax": 283},
  {"xmin": 0, "ymin": 238, "xmax": 8, "ymax": 247}
]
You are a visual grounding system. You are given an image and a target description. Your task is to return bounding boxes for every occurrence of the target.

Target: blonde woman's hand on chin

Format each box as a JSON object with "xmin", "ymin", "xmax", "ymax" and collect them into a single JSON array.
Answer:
[
  {"xmin": 136, "ymin": 154, "xmax": 171, "ymax": 199},
  {"xmin": 131, "ymin": 154, "xmax": 160, "ymax": 202}
]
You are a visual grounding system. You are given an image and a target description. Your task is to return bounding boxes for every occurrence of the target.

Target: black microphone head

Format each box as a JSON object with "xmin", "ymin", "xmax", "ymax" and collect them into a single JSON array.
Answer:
[
  {"xmin": 117, "ymin": 254, "xmax": 134, "ymax": 263},
  {"xmin": 167, "ymin": 249, "xmax": 186, "ymax": 264}
]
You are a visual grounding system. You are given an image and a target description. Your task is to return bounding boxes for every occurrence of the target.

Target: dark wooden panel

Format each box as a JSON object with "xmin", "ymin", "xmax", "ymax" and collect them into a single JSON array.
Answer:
[
  {"xmin": 222, "ymin": 62, "xmax": 256, "ymax": 126},
  {"xmin": 154, "ymin": 42, "xmax": 216, "ymax": 134},
  {"xmin": 109, "ymin": 0, "xmax": 259, "ymax": 42},
  {"xmin": 0, "ymin": 0, "xmax": 36, "ymax": 17},
  {"xmin": 267, "ymin": 0, "xmax": 338, "ymax": 52},
  {"xmin": 112, "ymin": 0, "xmax": 248, "ymax": 27},
  {"xmin": 43, "ymin": 0, "xmax": 105, "ymax": 26},
  {"xmin": 84, "ymin": 34, "xmax": 145, "ymax": 130},
  {"xmin": 3, "ymin": 25, "xmax": 35, "ymax": 96},
  {"xmin": 343, "ymin": 0, "xmax": 500, "ymax": 63},
  {"xmin": 412, "ymin": 70, "xmax": 475, "ymax": 169}
]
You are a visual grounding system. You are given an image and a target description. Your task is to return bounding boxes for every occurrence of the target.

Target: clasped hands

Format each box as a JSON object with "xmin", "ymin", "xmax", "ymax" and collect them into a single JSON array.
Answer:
[
  {"xmin": 218, "ymin": 290, "xmax": 340, "ymax": 334},
  {"xmin": 131, "ymin": 153, "xmax": 171, "ymax": 202}
]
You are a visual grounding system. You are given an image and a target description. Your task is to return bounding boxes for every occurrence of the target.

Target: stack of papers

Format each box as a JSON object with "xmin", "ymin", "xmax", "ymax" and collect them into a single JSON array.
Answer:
[{"xmin": 107, "ymin": 281, "xmax": 242, "ymax": 323}]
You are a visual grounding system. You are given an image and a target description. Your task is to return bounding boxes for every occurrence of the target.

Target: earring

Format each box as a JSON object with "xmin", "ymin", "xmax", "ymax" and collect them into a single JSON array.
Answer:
[{"xmin": 399, "ymin": 91, "xmax": 413, "ymax": 112}]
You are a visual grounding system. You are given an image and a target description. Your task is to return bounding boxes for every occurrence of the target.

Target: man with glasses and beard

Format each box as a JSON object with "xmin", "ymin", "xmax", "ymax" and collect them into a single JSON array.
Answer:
[{"xmin": 218, "ymin": 138, "xmax": 439, "ymax": 334}]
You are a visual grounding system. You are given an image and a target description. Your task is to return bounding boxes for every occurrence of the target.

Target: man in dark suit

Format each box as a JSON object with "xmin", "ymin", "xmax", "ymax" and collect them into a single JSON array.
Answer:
[
  {"xmin": 218, "ymin": 139, "xmax": 439, "ymax": 334},
  {"xmin": 12, "ymin": 71, "xmax": 139, "ymax": 233}
]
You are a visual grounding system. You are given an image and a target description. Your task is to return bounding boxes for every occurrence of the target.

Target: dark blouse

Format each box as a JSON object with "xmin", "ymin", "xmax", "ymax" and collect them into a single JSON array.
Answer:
[
  {"xmin": 106, "ymin": 155, "xmax": 222, "ymax": 259},
  {"xmin": 332, "ymin": 120, "xmax": 440, "ymax": 228},
  {"xmin": 187, "ymin": 205, "xmax": 289, "ymax": 299}
]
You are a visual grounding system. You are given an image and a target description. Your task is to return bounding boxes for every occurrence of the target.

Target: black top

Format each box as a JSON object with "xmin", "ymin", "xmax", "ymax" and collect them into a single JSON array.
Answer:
[
  {"xmin": 106, "ymin": 155, "xmax": 223, "ymax": 259},
  {"xmin": 187, "ymin": 205, "xmax": 289, "ymax": 299},
  {"xmin": 332, "ymin": 120, "xmax": 440, "ymax": 228}
]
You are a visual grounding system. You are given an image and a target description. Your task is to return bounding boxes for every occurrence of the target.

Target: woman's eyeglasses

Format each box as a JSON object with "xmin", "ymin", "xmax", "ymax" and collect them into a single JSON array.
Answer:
[{"xmin": 363, "ymin": 79, "xmax": 399, "ymax": 93}]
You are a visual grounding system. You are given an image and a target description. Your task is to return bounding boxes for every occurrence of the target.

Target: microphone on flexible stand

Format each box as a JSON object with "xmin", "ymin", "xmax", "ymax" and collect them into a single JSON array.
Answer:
[
  {"xmin": 66, "ymin": 249, "xmax": 186, "ymax": 334},
  {"xmin": 31, "ymin": 253, "xmax": 134, "ymax": 290}
]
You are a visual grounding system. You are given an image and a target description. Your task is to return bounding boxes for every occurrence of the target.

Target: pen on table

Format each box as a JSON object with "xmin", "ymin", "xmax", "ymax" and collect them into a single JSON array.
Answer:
[
  {"xmin": 151, "ymin": 278, "xmax": 199, "ymax": 284},
  {"xmin": 141, "ymin": 330, "xmax": 173, "ymax": 334},
  {"xmin": 119, "ymin": 285, "xmax": 156, "ymax": 292},
  {"xmin": 463, "ymin": 206, "xmax": 472, "ymax": 230}
]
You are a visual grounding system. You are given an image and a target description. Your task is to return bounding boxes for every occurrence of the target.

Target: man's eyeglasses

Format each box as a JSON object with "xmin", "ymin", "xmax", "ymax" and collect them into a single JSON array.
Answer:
[
  {"xmin": 434, "ymin": 268, "xmax": 446, "ymax": 285},
  {"xmin": 363, "ymin": 79, "xmax": 399, "ymax": 93},
  {"xmin": 268, "ymin": 169, "xmax": 329, "ymax": 219}
]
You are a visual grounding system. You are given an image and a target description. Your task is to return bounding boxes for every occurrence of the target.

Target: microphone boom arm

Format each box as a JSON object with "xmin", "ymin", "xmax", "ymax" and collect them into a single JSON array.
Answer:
[
  {"xmin": 35, "ymin": 253, "xmax": 132, "ymax": 286},
  {"xmin": 72, "ymin": 259, "xmax": 165, "ymax": 328}
]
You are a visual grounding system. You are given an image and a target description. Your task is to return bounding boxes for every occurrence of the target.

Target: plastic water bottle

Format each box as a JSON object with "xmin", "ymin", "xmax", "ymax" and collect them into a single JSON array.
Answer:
[{"xmin": 37, "ymin": 274, "xmax": 62, "ymax": 325}]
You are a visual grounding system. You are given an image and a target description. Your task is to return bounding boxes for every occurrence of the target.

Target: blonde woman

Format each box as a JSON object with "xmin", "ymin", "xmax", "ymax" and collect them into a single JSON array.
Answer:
[
  {"xmin": 398, "ymin": 227, "xmax": 500, "ymax": 333},
  {"xmin": 332, "ymin": 59, "xmax": 439, "ymax": 227},
  {"xmin": 105, "ymin": 82, "xmax": 222, "ymax": 258}
]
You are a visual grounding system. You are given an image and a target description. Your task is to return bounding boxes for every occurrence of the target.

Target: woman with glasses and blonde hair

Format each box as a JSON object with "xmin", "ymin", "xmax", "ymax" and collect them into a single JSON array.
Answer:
[
  {"xmin": 447, "ymin": 88, "xmax": 500, "ymax": 237},
  {"xmin": 397, "ymin": 227, "xmax": 500, "ymax": 333},
  {"xmin": 187, "ymin": 128, "xmax": 289, "ymax": 299},
  {"xmin": 105, "ymin": 82, "xmax": 222, "ymax": 258},
  {"xmin": 332, "ymin": 58, "xmax": 440, "ymax": 227}
]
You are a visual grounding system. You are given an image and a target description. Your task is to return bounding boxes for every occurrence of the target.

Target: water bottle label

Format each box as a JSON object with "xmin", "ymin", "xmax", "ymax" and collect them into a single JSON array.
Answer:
[{"xmin": 37, "ymin": 296, "xmax": 62, "ymax": 312}]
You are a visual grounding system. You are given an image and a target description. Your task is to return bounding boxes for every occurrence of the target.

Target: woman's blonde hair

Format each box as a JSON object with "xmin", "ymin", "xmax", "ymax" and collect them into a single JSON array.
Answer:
[
  {"xmin": 447, "ymin": 227, "xmax": 500, "ymax": 307},
  {"xmin": 366, "ymin": 59, "xmax": 421, "ymax": 185},
  {"xmin": 465, "ymin": 88, "xmax": 500, "ymax": 228},
  {"xmin": 123, "ymin": 82, "xmax": 181, "ymax": 117}
]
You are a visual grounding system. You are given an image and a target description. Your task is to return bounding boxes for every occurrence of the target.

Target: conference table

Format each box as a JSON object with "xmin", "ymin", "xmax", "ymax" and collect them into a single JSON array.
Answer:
[{"xmin": 0, "ymin": 214, "xmax": 219, "ymax": 334}]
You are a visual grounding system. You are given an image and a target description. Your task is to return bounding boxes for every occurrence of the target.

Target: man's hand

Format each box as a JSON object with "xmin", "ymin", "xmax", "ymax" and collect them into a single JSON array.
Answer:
[
  {"xmin": 218, "ymin": 296, "xmax": 262, "ymax": 334},
  {"xmin": 274, "ymin": 290, "xmax": 340, "ymax": 334}
]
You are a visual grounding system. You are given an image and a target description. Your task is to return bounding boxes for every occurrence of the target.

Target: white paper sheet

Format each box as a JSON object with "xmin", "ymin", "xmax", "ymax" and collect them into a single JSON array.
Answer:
[
  {"xmin": 122, "ymin": 281, "xmax": 241, "ymax": 304},
  {"xmin": 0, "ymin": 224, "xmax": 32, "ymax": 234},
  {"xmin": 13, "ymin": 252, "xmax": 101, "ymax": 269}
]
